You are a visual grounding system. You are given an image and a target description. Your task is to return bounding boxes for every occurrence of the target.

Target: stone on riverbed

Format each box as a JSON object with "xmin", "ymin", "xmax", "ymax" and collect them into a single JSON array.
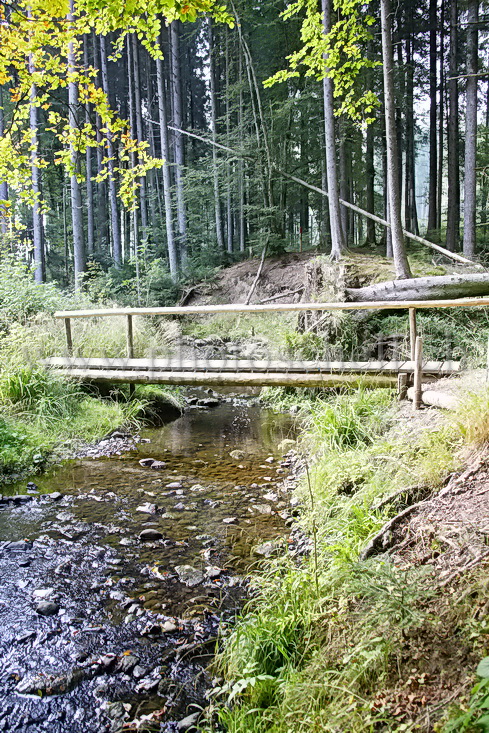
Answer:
[
  {"xmin": 16, "ymin": 669, "xmax": 84, "ymax": 696},
  {"xmin": 139, "ymin": 529, "xmax": 163, "ymax": 542},
  {"xmin": 35, "ymin": 600, "xmax": 59, "ymax": 616},
  {"xmin": 229, "ymin": 449, "xmax": 245, "ymax": 460},
  {"xmin": 175, "ymin": 565, "xmax": 204, "ymax": 587},
  {"xmin": 139, "ymin": 458, "xmax": 167, "ymax": 469},
  {"xmin": 177, "ymin": 712, "xmax": 200, "ymax": 731},
  {"xmin": 136, "ymin": 503, "xmax": 157, "ymax": 514},
  {"xmin": 205, "ymin": 566, "xmax": 222, "ymax": 579},
  {"xmin": 254, "ymin": 541, "xmax": 281, "ymax": 558}
]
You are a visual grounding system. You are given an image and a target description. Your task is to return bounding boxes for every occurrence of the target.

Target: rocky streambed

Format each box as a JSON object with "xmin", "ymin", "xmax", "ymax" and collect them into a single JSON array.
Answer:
[{"xmin": 0, "ymin": 392, "xmax": 302, "ymax": 732}]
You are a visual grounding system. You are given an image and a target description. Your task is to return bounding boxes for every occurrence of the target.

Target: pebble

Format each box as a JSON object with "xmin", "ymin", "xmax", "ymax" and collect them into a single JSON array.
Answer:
[
  {"xmin": 139, "ymin": 529, "xmax": 163, "ymax": 542},
  {"xmin": 177, "ymin": 712, "xmax": 200, "ymax": 731},
  {"xmin": 166, "ymin": 482, "xmax": 183, "ymax": 489},
  {"xmin": 36, "ymin": 601, "xmax": 59, "ymax": 616},
  {"xmin": 136, "ymin": 503, "xmax": 157, "ymax": 514},
  {"xmin": 222, "ymin": 517, "xmax": 237, "ymax": 524},
  {"xmin": 205, "ymin": 566, "xmax": 222, "ymax": 579},
  {"xmin": 175, "ymin": 565, "xmax": 204, "ymax": 587}
]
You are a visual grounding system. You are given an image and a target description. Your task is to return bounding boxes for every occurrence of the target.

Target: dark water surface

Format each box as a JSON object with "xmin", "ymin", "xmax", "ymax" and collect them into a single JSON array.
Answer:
[{"xmin": 0, "ymin": 396, "xmax": 297, "ymax": 732}]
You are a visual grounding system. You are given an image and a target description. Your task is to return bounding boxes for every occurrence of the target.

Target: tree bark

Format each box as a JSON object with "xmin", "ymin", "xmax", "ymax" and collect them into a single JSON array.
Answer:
[
  {"xmin": 427, "ymin": 0, "xmax": 438, "ymax": 235},
  {"xmin": 380, "ymin": 0, "xmax": 412, "ymax": 278},
  {"xmin": 100, "ymin": 34, "xmax": 121, "ymax": 265},
  {"xmin": 462, "ymin": 0, "xmax": 479, "ymax": 259},
  {"xmin": 446, "ymin": 0, "xmax": 460, "ymax": 251},
  {"xmin": 68, "ymin": 0, "xmax": 85, "ymax": 289},
  {"xmin": 29, "ymin": 69, "xmax": 45, "ymax": 283},
  {"xmin": 321, "ymin": 0, "xmax": 345, "ymax": 260},
  {"xmin": 437, "ymin": 0, "xmax": 445, "ymax": 233},
  {"xmin": 346, "ymin": 273, "xmax": 489, "ymax": 302},
  {"xmin": 156, "ymin": 51, "xmax": 178, "ymax": 280},
  {"xmin": 208, "ymin": 18, "xmax": 225, "ymax": 251},
  {"xmin": 0, "ymin": 86, "xmax": 9, "ymax": 236},
  {"xmin": 131, "ymin": 34, "xmax": 149, "ymax": 248},
  {"xmin": 170, "ymin": 21, "xmax": 188, "ymax": 267},
  {"xmin": 83, "ymin": 36, "xmax": 94, "ymax": 257}
]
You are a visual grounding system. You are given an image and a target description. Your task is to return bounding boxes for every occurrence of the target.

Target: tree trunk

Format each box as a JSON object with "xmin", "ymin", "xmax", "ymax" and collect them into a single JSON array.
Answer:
[
  {"xmin": 480, "ymin": 87, "xmax": 489, "ymax": 238},
  {"xmin": 238, "ymin": 50, "xmax": 245, "ymax": 253},
  {"xmin": 380, "ymin": 0, "xmax": 411, "ymax": 278},
  {"xmin": 208, "ymin": 18, "xmax": 225, "ymax": 251},
  {"xmin": 462, "ymin": 0, "xmax": 479, "ymax": 259},
  {"xmin": 29, "ymin": 73, "xmax": 45, "ymax": 283},
  {"xmin": 225, "ymin": 27, "xmax": 233, "ymax": 254},
  {"xmin": 446, "ymin": 0, "xmax": 460, "ymax": 251},
  {"xmin": 404, "ymin": 36, "xmax": 418, "ymax": 236},
  {"xmin": 68, "ymin": 0, "xmax": 85, "ymax": 289},
  {"xmin": 365, "ymin": 119, "xmax": 376, "ymax": 245},
  {"xmin": 0, "ymin": 86, "xmax": 9, "ymax": 236},
  {"xmin": 83, "ymin": 36, "xmax": 94, "ymax": 257},
  {"xmin": 346, "ymin": 273, "xmax": 489, "ymax": 302},
  {"xmin": 156, "ymin": 52, "xmax": 178, "ymax": 280},
  {"xmin": 131, "ymin": 34, "xmax": 149, "ymax": 249},
  {"xmin": 170, "ymin": 21, "xmax": 188, "ymax": 266},
  {"xmin": 92, "ymin": 33, "xmax": 109, "ymax": 254},
  {"xmin": 427, "ymin": 0, "xmax": 438, "ymax": 235},
  {"xmin": 321, "ymin": 0, "xmax": 345, "ymax": 260},
  {"xmin": 100, "ymin": 35, "xmax": 121, "ymax": 265},
  {"xmin": 437, "ymin": 0, "xmax": 445, "ymax": 232}
]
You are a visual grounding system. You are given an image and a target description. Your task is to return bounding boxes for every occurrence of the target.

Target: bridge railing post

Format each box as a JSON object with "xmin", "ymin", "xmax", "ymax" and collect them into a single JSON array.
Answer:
[
  {"xmin": 126, "ymin": 315, "xmax": 134, "ymax": 359},
  {"xmin": 409, "ymin": 308, "xmax": 417, "ymax": 361},
  {"xmin": 64, "ymin": 317, "xmax": 73, "ymax": 357},
  {"xmin": 413, "ymin": 335, "xmax": 423, "ymax": 410}
]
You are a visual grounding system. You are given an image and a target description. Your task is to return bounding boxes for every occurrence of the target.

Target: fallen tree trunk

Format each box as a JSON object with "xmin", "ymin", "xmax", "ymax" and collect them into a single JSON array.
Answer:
[
  {"xmin": 406, "ymin": 386, "xmax": 460, "ymax": 410},
  {"xmin": 346, "ymin": 273, "xmax": 489, "ymax": 302}
]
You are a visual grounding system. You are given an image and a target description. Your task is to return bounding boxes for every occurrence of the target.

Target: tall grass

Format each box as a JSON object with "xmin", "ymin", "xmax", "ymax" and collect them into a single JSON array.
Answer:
[{"xmin": 202, "ymin": 387, "xmax": 489, "ymax": 733}]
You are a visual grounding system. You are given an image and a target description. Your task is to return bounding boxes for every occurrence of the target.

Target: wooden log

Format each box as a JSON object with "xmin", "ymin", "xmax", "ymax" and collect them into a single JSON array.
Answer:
[
  {"xmin": 407, "ymin": 386, "xmax": 460, "ymax": 410},
  {"xmin": 49, "ymin": 368, "xmax": 399, "ymax": 388},
  {"xmin": 53, "ymin": 295, "xmax": 489, "ymax": 319},
  {"xmin": 413, "ymin": 336, "xmax": 423, "ymax": 411},
  {"xmin": 245, "ymin": 239, "xmax": 268, "ymax": 305},
  {"xmin": 346, "ymin": 274, "xmax": 489, "ymax": 303}
]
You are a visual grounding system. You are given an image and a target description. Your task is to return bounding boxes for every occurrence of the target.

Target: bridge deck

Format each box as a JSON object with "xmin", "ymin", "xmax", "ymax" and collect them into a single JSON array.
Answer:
[{"xmin": 43, "ymin": 357, "xmax": 460, "ymax": 388}]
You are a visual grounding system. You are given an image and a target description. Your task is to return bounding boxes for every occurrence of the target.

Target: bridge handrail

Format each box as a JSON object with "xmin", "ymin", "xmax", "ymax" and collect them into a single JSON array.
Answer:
[{"xmin": 54, "ymin": 296, "xmax": 489, "ymax": 318}]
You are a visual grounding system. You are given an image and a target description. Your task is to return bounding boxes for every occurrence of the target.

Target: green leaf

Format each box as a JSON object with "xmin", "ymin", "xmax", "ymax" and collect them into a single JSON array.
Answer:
[{"xmin": 477, "ymin": 658, "xmax": 489, "ymax": 678}]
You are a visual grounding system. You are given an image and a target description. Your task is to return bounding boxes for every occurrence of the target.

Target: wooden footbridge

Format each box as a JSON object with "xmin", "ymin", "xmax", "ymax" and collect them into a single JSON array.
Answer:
[{"xmin": 42, "ymin": 296, "xmax": 489, "ymax": 407}]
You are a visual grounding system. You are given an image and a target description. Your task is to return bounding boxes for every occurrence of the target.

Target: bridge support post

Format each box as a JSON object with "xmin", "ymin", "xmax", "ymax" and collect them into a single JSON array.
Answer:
[
  {"xmin": 126, "ymin": 315, "xmax": 134, "ymax": 359},
  {"xmin": 64, "ymin": 318, "xmax": 73, "ymax": 356},
  {"xmin": 413, "ymin": 336, "xmax": 423, "ymax": 411}
]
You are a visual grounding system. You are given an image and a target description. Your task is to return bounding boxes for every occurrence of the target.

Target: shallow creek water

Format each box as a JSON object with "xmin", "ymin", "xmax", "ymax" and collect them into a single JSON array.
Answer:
[{"xmin": 0, "ymin": 394, "xmax": 297, "ymax": 732}]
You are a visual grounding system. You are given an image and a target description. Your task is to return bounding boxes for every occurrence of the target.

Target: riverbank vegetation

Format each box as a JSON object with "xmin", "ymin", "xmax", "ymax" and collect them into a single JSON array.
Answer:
[
  {"xmin": 0, "ymin": 261, "xmax": 181, "ymax": 480},
  {"xmin": 201, "ymin": 386, "xmax": 489, "ymax": 732}
]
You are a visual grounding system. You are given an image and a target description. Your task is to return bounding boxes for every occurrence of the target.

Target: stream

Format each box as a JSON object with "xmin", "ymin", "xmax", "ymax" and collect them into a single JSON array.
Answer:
[{"xmin": 0, "ymin": 392, "xmax": 299, "ymax": 732}]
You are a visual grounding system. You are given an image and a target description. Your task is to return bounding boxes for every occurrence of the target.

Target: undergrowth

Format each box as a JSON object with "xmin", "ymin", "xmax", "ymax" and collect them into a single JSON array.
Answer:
[
  {"xmin": 201, "ymin": 387, "xmax": 489, "ymax": 733},
  {"xmin": 0, "ymin": 260, "xmax": 181, "ymax": 479}
]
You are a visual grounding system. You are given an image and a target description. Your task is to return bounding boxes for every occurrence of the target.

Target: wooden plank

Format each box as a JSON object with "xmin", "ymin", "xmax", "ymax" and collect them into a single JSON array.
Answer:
[
  {"xmin": 43, "ymin": 357, "xmax": 461, "ymax": 375},
  {"xmin": 54, "ymin": 296, "xmax": 489, "ymax": 319},
  {"xmin": 49, "ymin": 368, "xmax": 399, "ymax": 388}
]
